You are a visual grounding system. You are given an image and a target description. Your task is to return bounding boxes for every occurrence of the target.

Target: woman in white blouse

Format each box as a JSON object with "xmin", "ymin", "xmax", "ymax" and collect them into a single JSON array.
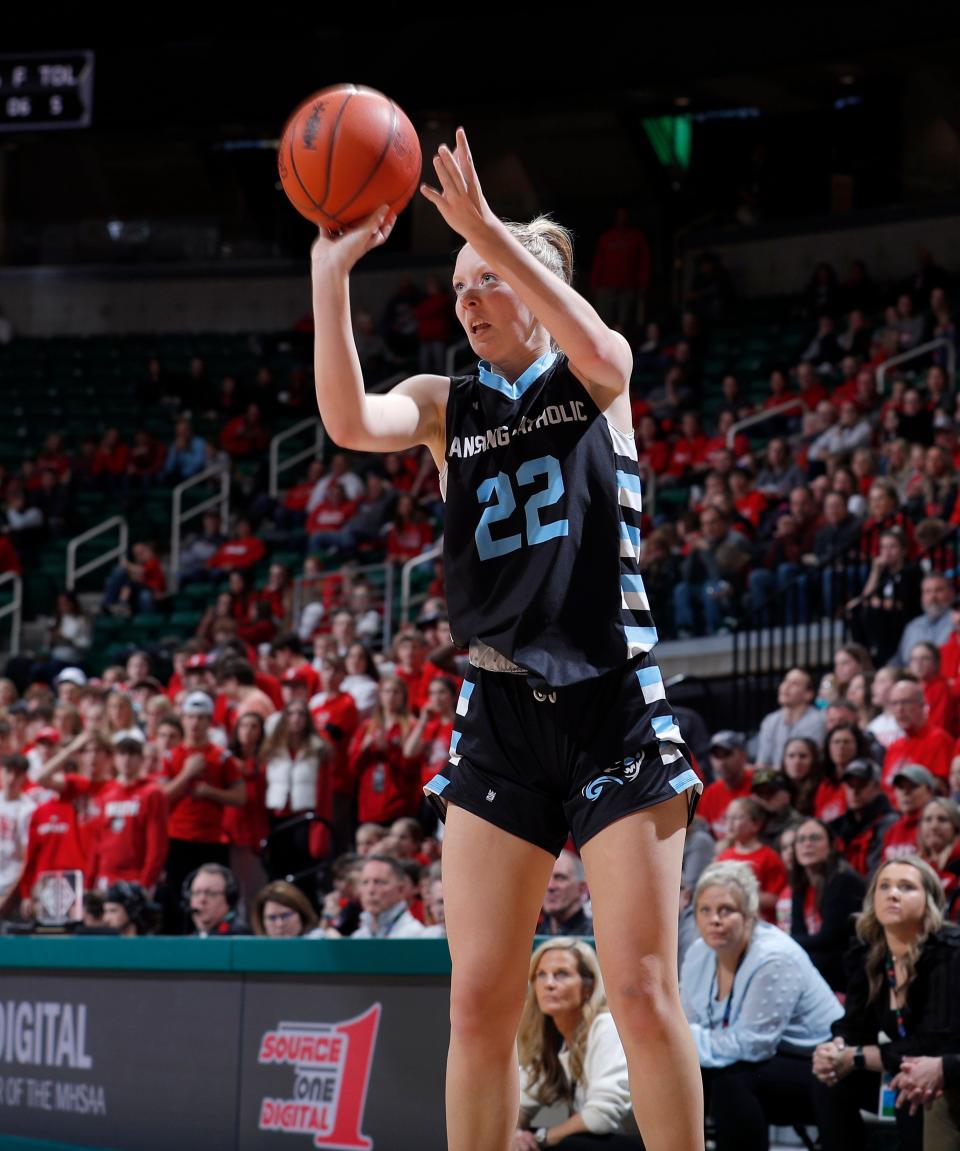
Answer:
[
  {"xmin": 262, "ymin": 703, "xmax": 332, "ymax": 881},
  {"xmin": 514, "ymin": 938, "xmax": 640, "ymax": 1149},
  {"xmin": 680, "ymin": 860, "xmax": 843, "ymax": 1151}
]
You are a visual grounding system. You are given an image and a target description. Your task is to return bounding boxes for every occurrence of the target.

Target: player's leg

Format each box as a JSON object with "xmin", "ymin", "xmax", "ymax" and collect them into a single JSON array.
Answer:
[
  {"xmin": 441, "ymin": 803, "xmax": 556, "ymax": 1151},
  {"xmin": 580, "ymin": 794, "xmax": 704, "ymax": 1151}
]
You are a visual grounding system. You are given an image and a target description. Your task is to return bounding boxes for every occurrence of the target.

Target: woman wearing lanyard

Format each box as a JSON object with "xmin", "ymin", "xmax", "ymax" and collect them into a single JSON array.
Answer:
[
  {"xmin": 812, "ymin": 856, "xmax": 960, "ymax": 1151},
  {"xmin": 680, "ymin": 861, "xmax": 843, "ymax": 1151}
]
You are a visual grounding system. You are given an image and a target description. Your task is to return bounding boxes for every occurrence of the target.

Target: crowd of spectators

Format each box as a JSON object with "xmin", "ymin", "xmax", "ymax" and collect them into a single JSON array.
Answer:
[{"xmin": 3, "ymin": 239, "xmax": 960, "ymax": 1147}]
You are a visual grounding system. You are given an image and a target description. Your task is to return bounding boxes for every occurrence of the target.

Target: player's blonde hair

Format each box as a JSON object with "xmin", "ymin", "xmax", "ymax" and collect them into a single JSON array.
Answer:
[{"xmin": 502, "ymin": 215, "xmax": 574, "ymax": 286}]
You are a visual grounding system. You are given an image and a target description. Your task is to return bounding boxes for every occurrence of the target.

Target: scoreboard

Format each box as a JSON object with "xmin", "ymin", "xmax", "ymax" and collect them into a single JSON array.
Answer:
[{"xmin": 0, "ymin": 51, "xmax": 94, "ymax": 131}]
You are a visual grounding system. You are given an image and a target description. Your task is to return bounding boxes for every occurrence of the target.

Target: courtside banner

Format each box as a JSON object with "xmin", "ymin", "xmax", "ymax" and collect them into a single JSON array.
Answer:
[
  {"xmin": 0, "ymin": 971, "xmax": 241, "ymax": 1149},
  {"xmin": 238, "ymin": 978, "xmax": 449, "ymax": 1151}
]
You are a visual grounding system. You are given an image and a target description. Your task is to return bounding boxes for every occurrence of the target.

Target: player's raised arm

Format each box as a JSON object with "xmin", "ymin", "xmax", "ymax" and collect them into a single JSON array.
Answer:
[
  {"xmin": 420, "ymin": 128, "xmax": 632, "ymax": 397},
  {"xmin": 310, "ymin": 211, "xmax": 447, "ymax": 461}
]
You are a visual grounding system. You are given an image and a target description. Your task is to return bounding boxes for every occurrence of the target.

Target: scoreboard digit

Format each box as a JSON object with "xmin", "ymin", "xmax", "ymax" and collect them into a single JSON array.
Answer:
[{"xmin": 0, "ymin": 51, "xmax": 94, "ymax": 131}]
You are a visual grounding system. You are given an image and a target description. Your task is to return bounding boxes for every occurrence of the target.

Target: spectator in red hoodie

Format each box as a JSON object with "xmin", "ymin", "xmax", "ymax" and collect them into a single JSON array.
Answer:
[
  {"xmin": 88, "ymin": 735, "xmax": 168, "ymax": 893},
  {"xmin": 207, "ymin": 518, "xmax": 267, "ymax": 573},
  {"xmin": 220, "ymin": 403, "xmax": 270, "ymax": 459}
]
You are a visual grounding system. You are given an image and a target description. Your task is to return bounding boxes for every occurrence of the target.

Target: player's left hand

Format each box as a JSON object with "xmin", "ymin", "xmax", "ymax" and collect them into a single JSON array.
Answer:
[{"xmin": 420, "ymin": 127, "xmax": 493, "ymax": 243}]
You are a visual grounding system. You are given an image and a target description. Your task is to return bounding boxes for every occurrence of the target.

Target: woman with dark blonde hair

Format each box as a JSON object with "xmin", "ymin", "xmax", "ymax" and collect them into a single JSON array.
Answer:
[
  {"xmin": 514, "ymin": 937, "xmax": 637, "ymax": 1149},
  {"xmin": 250, "ymin": 879, "xmax": 319, "ymax": 937},
  {"xmin": 812, "ymin": 856, "xmax": 960, "ymax": 1150}
]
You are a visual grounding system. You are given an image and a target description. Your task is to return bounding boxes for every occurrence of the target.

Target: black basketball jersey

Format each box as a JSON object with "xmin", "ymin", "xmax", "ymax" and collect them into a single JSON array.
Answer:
[{"xmin": 442, "ymin": 351, "xmax": 656, "ymax": 689}]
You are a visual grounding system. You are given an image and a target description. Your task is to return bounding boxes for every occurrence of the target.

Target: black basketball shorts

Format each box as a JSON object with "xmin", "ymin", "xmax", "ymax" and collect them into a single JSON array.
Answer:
[{"xmin": 423, "ymin": 654, "xmax": 702, "ymax": 857}]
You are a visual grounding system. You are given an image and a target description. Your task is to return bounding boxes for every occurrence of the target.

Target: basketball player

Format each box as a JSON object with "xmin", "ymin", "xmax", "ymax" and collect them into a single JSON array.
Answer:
[{"xmin": 310, "ymin": 128, "xmax": 703, "ymax": 1151}]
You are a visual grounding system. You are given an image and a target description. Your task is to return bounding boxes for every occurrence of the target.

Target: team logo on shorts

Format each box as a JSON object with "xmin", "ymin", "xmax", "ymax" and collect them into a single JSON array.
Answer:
[
  {"xmin": 582, "ymin": 752, "xmax": 645, "ymax": 801},
  {"xmin": 582, "ymin": 775, "xmax": 624, "ymax": 801}
]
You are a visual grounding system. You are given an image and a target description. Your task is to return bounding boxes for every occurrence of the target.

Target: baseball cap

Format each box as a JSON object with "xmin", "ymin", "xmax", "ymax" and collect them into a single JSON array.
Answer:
[
  {"xmin": 710, "ymin": 730, "xmax": 745, "ymax": 752},
  {"xmin": 892, "ymin": 764, "xmax": 938, "ymax": 790},
  {"xmin": 34, "ymin": 726, "xmax": 62, "ymax": 745},
  {"xmin": 181, "ymin": 691, "xmax": 214, "ymax": 716},
  {"xmin": 841, "ymin": 758, "xmax": 880, "ymax": 783},
  {"xmin": 185, "ymin": 654, "xmax": 210, "ymax": 671},
  {"xmin": 55, "ymin": 667, "xmax": 87, "ymax": 687},
  {"xmin": 751, "ymin": 769, "xmax": 792, "ymax": 793}
]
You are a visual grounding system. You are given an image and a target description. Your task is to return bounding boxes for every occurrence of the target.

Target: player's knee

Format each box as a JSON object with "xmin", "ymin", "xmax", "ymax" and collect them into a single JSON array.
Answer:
[
  {"xmin": 449, "ymin": 975, "xmax": 522, "ymax": 1048},
  {"xmin": 605, "ymin": 954, "xmax": 678, "ymax": 1037}
]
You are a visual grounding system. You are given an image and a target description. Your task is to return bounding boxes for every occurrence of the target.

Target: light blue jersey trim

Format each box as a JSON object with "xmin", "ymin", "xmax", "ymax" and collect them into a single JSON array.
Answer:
[
  {"xmin": 477, "ymin": 352, "xmax": 557, "ymax": 400},
  {"xmin": 424, "ymin": 774, "xmax": 451, "ymax": 796}
]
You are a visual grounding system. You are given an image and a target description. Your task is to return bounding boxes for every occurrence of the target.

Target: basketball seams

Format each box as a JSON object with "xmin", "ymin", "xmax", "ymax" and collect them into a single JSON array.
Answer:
[
  {"xmin": 319, "ymin": 84, "xmax": 358, "ymax": 222},
  {"xmin": 327, "ymin": 100, "xmax": 399, "ymax": 221},
  {"xmin": 285, "ymin": 117, "xmax": 323, "ymax": 212},
  {"xmin": 278, "ymin": 83, "xmax": 420, "ymax": 229}
]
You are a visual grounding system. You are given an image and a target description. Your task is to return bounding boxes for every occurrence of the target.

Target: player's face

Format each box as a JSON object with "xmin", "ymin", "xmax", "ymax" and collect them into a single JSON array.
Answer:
[{"xmin": 452, "ymin": 245, "xmax": 547, "ymax": 370}]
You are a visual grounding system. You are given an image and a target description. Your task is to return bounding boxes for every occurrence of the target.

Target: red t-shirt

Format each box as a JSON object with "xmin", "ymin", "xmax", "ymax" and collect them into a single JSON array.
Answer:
[
  {"xmin": 395, "ymin": 665, "xmax": 428, "ymax": 714},
  {"xmin": 418, "ymin": 717, "xmax": 455, "ymax": 788},
  {"xmin": 222, "ymin": 757, "xmax": 269, "ymax": 852},
  {"xmin": 698, "ymin": 772, "xmax": 754, "ymax": 839},
  {"xmin": 207, "ymin": 537, "xmax": 267, "ymax": 571},
  {"xmin": 814, "ymin": 779, "xmax": 847, "ymax": 824},
  {"xmin": 141, "ymin": 557, "xmax": 167, "ymax": 594},
  {"xmin": 881, "ymin": 812, "xmax": 922, "ymax": 862},
  {"xmin": 309, "ymin": 690, "xmax": 360, "ymax": 796},
  {"xmin": 89, "ymin": 777, "xmax": 169, "ymax": 889},
  {"xmin": 883, "ymin": 724, "xmax": 954, "ymax": 793},
  {"xmin": 715, "ymin": 842, "xmax": 787, "ymax": 922},
  {"xmin": 160, "ymin": 742, "xmax": 241, "ymax": 843}
]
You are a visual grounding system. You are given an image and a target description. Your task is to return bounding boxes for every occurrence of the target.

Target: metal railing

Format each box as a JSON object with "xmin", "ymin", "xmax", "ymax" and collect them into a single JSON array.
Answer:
[
  {"xmin": 727, "ymin": 399, "xmax": 806, "ymax": 448},
  {"xmin": 877, "ymin": 337, "xmax": 956, "ymax": 394},
  {"xmin": 169, "ymin": 464, "xmax": 230, "ymax": 591},
  {"xmin": 400, "ymin": 542, "xmax": 443, "ymax": 626},
  {"xmin": 268, "ymin": 418, "xmax": 324, "ymax": 499},
  {"xmin": 730, "ymin": 516, "xmax": 959, "ymax": 731},
  {"xmin": 66, "ymin": 517, "xmax": 128, "ymax": 592},
  {"xmin": 0, "ymin": 573, "xmax": 23, "ymax": 655}
]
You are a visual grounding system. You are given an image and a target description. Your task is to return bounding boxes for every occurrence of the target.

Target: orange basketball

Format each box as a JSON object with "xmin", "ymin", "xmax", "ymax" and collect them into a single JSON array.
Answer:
[{"xmin": 278, "ymin": 83, "xmax": 422, "ymax": 231}]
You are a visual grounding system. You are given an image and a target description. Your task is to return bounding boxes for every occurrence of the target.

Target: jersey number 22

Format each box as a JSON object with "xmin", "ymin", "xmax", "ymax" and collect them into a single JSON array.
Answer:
[{"xmin": 475, "ymin": 454, "xmax": 569, "ymax": 561}]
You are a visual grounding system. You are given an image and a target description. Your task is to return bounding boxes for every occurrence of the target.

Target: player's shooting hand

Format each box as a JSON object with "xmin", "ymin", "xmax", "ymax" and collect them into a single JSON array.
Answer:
[{"xmin": 420, "ymin": 127, "xmax": 493, "ymax": 243}]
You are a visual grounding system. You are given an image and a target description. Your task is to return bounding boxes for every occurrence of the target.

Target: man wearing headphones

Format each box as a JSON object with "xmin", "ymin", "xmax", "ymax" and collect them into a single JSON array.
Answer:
[{"xmin": 185, "ymin": 863, "xmax": 249, "ymax": 937}]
